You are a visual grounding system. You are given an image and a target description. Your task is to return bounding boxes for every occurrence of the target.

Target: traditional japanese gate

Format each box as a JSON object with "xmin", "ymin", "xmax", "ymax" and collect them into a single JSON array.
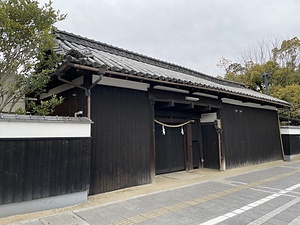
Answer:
[
  {"xmin": 154, "ymin": 115, "xmax": 221, "ymax": 174},
  {"xmin": 151, "ymin": 89, "xmax": 223, "ymax": 175}
]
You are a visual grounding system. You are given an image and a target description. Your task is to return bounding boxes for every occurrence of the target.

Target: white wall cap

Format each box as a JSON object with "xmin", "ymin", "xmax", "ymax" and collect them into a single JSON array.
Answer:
[
  {"xmin": 0, "ymin": 114, "xmax": 92, "ymax": 138},
  {"xmin": 280, "ymin": 126, "xmax": 300, "ymax": 135}
]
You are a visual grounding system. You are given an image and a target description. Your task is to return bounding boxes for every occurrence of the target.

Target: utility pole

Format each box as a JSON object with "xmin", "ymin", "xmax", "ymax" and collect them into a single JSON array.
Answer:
[{"xmin": 261, "ymin": 72, "xmax": 270, "ymax": 95}]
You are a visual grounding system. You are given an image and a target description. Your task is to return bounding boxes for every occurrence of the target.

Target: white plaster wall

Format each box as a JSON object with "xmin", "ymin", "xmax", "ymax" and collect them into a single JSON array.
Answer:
[
  {"xmin": 95, "ymin": 75, "xmax": 149, "ymax": 91},
  {"xmin": 280, "ymin": 126, "xmax": 300, "ymax": 135},
  {"xmin": 0, "ymin": 120, "xmax": 91, "ymax": 138},
  {"xmin": 0, "ymin": 114, "xmax": 92, "ymax": 138}
]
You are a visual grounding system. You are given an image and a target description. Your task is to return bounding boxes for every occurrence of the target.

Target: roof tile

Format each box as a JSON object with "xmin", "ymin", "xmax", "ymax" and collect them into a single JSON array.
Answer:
[{"xmin": 55, "ymin": 30, "xmax": 290, "ymax": 108}]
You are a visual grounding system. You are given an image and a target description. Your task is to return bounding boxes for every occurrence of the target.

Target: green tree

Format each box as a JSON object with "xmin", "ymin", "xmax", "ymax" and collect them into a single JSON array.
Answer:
[
  {"xmin": 219, "ymin": 37, "xmax": 300, "ymax": 117},
  {"xmin": 0, "ymin": 0, "xmax": 66, "ymax": 114},
  {"xmin": 270, "ymin": 85, "xmax": 300, "ymax": 117}
]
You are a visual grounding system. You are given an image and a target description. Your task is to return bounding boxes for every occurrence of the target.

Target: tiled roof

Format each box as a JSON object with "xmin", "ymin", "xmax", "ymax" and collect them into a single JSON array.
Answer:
[{"xmin": 54, "ymin": 30, "xmax": 290, "ymax": 108}]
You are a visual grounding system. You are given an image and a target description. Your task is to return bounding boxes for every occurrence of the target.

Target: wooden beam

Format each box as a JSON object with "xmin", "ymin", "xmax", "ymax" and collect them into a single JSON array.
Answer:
[
  {"xmin": 183, "ymin": 102, "xmax": 194, "ymax": 110},
  {"xmin": 155, "ymin": 110, "xmax": 201, "ymax": 118},
  {"xmin": 160, "ymin": 100, "xmax": 174, "ymax": 108},
  {"xmin": 199, "ymin": 105, "xmax": 211, "ymax": 111},
  {"xmin": 107, "ymin": 70, "xmax": 290, "ymax": 108},
  {"xmin": 149, "ymin": 89, "xmax": 223, "ymax": 108}
]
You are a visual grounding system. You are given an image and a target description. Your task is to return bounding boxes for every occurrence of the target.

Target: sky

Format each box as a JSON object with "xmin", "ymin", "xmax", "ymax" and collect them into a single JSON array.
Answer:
[{"xmin": 39, "ymin": 0, "xmax": 300, "ymax": 77}]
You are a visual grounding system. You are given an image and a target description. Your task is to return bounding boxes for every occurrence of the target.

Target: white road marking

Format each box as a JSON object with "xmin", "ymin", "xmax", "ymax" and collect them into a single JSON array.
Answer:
[
  {"xmin": 248, "ymin": 198, "xmax": 300, "ymax": 225},
  {"xmin": 199, "ymin": 182, "xmax": 300, "ymax": 225},
  {"xmin": 288, "ymin": 214, "xmax": 300, "ymax": 225}
]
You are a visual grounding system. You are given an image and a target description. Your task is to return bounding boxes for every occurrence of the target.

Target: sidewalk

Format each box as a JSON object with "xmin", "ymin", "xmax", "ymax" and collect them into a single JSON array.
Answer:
[{"xmin": 1, "ymin": 159, "xmax": 299, "ymax": 225}]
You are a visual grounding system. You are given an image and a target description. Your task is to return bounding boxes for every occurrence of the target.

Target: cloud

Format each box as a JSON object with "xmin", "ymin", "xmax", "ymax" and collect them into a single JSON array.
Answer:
[{"xmin": 41, "ymin": 0, "xmax": 300, "ymax": 76}]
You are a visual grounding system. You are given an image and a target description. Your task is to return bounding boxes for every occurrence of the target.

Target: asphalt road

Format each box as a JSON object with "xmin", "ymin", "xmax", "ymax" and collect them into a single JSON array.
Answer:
[{"xmin": 9, "ymin": 161, "xmax": 300, "ymax": 225}]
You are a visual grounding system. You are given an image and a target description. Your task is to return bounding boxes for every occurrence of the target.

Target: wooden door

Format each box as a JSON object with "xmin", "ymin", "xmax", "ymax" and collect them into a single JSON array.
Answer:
[
  {"xmin": 201, "ymin": 123, "xmax": 219, "ymax": 169},
  {"xmin": 192, "ymin": 121, "xmax": 201, "ymax": 168},
  {"xmin": 155, "ymin": 124, "xmax": 185, "ymax": 174}
]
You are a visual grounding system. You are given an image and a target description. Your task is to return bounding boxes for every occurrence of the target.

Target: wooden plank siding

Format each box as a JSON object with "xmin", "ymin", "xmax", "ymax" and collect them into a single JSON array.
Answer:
[
  {"xmin": 0, "ymin": 138, "xmax": 90, "ymax": 205},
  {"xmin": 90, "ymin": 85, "xmax": 153, "ymax": 194},
  {"xmin": 155, "ymin": 124, "xmax": 186, "ymax": 174},
  {"xmin": 201, "ymin": 123, "xmax": 219, "ymax": 169},
  {"xmin": 192, "ymin": 121, "xmax": 201, "ymax": 169},
  {"xmin": 52, "ymin": 87, "xmax": 88, "ymax": 117},
  {"xmin": 282, "ymin": 134, "xmax": 300, "ymax": 156},
  {"xmin": 221, "ymin": 104, "xmax": 282, "ymax": 169}
]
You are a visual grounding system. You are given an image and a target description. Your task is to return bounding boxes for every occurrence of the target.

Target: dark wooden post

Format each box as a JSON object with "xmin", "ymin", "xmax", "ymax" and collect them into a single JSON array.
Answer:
[
  {"xmin": 150, "ymin": 99, "xmax": 156, "ymax": 182},
  {"xmin": 197, "ymin": 119, "xmax": 204, "ymax": 168},
  {"xmin": 186, "ymin": 123, "xmax": 193, "ymax": 171},
  {"xmin": 217, "ymin": 109, "xmax": 225, "ymax": 171}
]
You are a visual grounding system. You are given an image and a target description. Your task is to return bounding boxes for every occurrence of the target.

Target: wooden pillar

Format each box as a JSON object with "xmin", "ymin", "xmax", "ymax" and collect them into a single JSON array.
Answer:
[
  {"xmin": 150, "ymin": 99, "xmax": 156, "ymax": 182},
  {"xmin": 197, "ymin": 118, "xmax": 204, "ymax": 168},
  {"xmin": 186, "ymin": 123, "xmax": 193, "ymax": 171},
  {"xmin": 217, "ymin": 109, "xmax": 226, "ymax": 171}
]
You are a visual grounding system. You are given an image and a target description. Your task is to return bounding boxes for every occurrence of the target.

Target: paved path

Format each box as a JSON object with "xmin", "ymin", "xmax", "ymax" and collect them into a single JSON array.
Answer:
[{"xmin": 8, "ymin": 161, "xmax": 300, "ymax": 225}]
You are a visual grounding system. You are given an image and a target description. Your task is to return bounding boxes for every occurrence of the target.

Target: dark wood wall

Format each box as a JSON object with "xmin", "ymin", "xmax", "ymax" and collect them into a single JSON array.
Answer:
[
  {"xmin": 201, "ymin": 123, "xmax": 219, "ymax": 169},
  {"xmin": 52, "ymin": 87, "xmax": 87, "ymax": 117},
  {"xmin": 221, "ymin": 104, "xmax": 282, "ymax": 168},
  {"xmin": 192, "ymin": 121, "xmax": 201, "ymax": 169},
  {"xmin": 155, "ymin": 124, "xmax": 185, "ymax": 174},
  {"xmin": 0, "ymin": 138, "xmax": 90, "ymax": 205},
  {"xmin": 282, "ymin": 134, "xmax": 300, "ymax": 156},
  {"xmin": 90, "ymin": 85, "xmax": 153, "ymax": 194}
]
